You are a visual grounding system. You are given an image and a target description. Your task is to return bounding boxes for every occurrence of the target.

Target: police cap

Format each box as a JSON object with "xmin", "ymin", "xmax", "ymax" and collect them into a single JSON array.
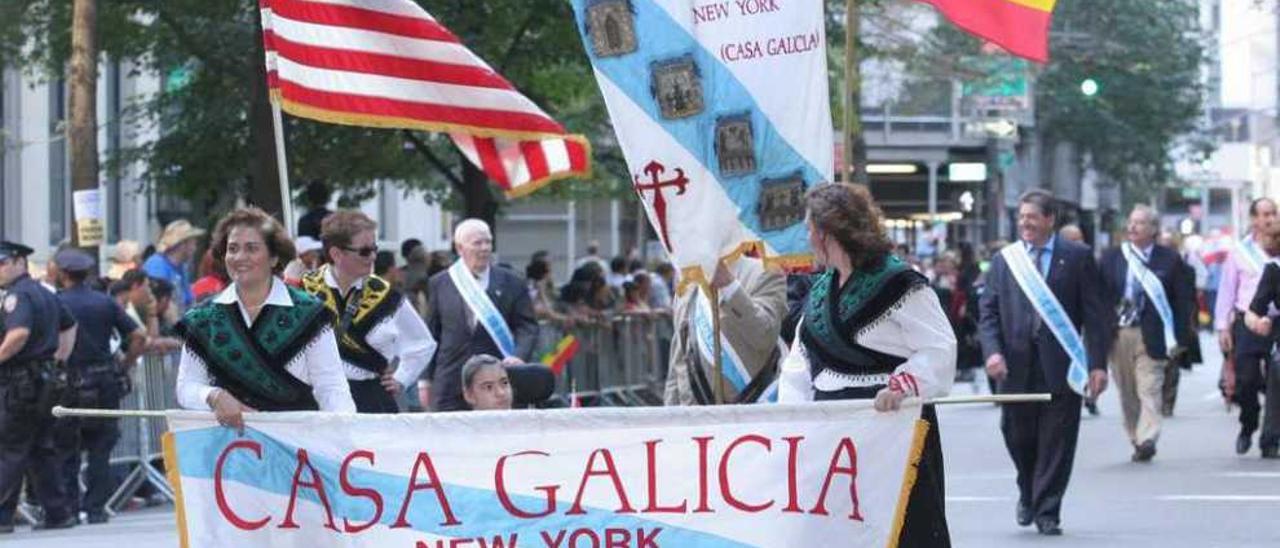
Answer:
[
  {"xmin": 54, "ymin": 248, "xmax": 96, "ymax": 273},
  {"xmin": 0, "ymin": 241, "xmax": 34, "ymax": 261}
]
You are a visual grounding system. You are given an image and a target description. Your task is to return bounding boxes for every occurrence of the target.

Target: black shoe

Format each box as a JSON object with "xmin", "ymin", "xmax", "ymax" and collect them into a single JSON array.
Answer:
[
  {"xmin": 1035, "ymin": 517, "xmax": 1063, "ymax": 536},
  {"xmin": 1262, "ymin": 446, "xmax": 1279, "ymax": 459},
  {"xmin": 86, "ymin": 513, "xmax": 109, "ymax": 524},
  {"xmin": 1016, "ymin": 502, "xmax": 1032, "ymax": 527},
  {"xmin": 1132, "ymin": 440, "xmax": 1157, "ymax": 462},
  {"xmin": 33, "ymin": 514, "xmax": 77, "ymax": 530},
  {"xmin": 1085, "ymin": 400, "xmax": 1100, "ymax": 416},
  {"xmin": 1237, "ymin": 432, "xmax": 1253, "ymax": 455},
  {"xmin": 0, "ymin": 523, "xmax": 13, "ymax": 534}
]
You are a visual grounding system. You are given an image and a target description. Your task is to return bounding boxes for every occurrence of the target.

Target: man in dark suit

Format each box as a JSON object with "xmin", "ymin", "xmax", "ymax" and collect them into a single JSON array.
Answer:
[
  {"xmin": 979, "ymin": 189, "xmax": 1111, "ymax": 536},
  {"xmin": 1099, "ymin": 206, "xmax": 1194, "ymax": 462},
  {"xmin": 419, "ymin": 219, "xmax": 538, "ymax": 411}
]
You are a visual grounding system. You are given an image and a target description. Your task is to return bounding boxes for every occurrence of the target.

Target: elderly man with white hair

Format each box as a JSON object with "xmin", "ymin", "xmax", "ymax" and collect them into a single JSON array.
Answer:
[{"xmin": 419, "ymin": 219, "xmax": 538, "ymax": 411}]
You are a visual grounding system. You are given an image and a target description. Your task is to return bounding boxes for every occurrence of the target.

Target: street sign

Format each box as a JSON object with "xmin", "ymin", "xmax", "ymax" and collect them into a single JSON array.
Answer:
[{"xmin": 961, "ymin": 56, "xmax": 1031, "ymax": 112}]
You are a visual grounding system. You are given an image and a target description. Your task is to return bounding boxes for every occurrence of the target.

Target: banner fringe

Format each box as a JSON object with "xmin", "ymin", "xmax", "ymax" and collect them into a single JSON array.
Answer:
[
  {"xmin": 675, "ymin": 240, "xmax": 813, "ymax": 296},
  {"xmin": 887, "ymin": 417, "xmax": 930, "ymax": 548},
  {"xmin": 162, "ymin": 431, "xmax": 192, "ymax": 548},
  {"xmin": 271, "ymin": 93, "xmax": 593, "ymax": 198}
]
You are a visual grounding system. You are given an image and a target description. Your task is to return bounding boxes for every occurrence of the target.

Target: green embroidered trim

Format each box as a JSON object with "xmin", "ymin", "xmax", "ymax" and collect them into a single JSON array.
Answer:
[
  {"xmin": 804, "ymin": 255, "xmax": 908, "ymax": 352},
  {"xmin": 181, "ymin": 287, "xmax": 328, "ymax": 403}
]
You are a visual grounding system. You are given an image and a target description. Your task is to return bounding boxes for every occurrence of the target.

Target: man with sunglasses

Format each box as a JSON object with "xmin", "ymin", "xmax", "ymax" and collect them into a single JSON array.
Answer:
[{"xmin": 303, "ymin": 211, "xmax": 437, "ymax": 413}]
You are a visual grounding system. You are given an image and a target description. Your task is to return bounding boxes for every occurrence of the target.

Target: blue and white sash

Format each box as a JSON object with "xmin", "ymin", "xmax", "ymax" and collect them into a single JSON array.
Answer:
[
  {"xmin": 1238, "ymin": 234, "xmax": 1267, "ymax": 275},
  {"xmin": 448, "ymin": 261, "xmax": 516, "ymax": 358},
  {"xmin": 1001, "ymin": 243, "xmax": 1090, "ymax": 395},
  {"xmin": 692, "ymin": 288, "xmax": 776, "ymax": 403},
  {"xmin": 1122, "ymin": 243, "xmax": 1178, "ymax": 353}
]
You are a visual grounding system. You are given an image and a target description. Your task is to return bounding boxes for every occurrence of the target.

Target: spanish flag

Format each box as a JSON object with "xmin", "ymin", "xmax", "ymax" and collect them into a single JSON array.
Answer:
[
  {"xmin": 919, "ymin": 0, "xmax": 1057, "ymax": 63},
  {"xmin": 540, "ymin": 335, "xmax": 581, "ymax": 376}
]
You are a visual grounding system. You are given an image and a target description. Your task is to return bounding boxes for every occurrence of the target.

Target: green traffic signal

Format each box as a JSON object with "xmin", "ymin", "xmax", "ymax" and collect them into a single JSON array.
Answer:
[{"xmin": 1081, "ymin": 78, "xmax": 1100, "ymax": 97}]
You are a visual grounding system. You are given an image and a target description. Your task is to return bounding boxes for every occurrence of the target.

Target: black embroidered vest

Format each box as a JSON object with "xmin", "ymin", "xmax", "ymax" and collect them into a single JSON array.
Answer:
[
  {"xmin": 302, "ymin": 268, "xmax": 403, "ymax": 374},
  {"xmin": 176, "ymin": 286, "xmax": 331, "ymax": 411}
]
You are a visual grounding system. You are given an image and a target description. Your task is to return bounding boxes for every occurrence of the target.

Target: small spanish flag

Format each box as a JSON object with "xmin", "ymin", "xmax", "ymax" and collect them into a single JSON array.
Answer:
[
  {"xmin": 918, "ymin": 0, "xmax": 1057, "ymax": 63},
  {"xmin": 540, "ymin": 335, "xmax": 581, "ymax": 376}
]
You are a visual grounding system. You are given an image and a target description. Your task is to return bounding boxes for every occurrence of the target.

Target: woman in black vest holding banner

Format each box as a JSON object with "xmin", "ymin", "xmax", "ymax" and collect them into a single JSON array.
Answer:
[
  {"xmin": 302, "ymin": 211, "xmax": 437, "ymax": 413},
  {"xmin": 175, "ymin": 207, "xmax": 355, "ymax": 431},
  {"xmin": 778, "ymin": 183, "xmax": 956, "ymax": 547}
]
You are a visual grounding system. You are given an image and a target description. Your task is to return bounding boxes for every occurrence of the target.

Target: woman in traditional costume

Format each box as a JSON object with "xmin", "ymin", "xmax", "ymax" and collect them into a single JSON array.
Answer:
[
  {"xmin": 778, "ymin": 183, "xmax": 956, "ymax": 547},
  {"xmin": 301, "ymin": 210, "xmax": 436, "ymax": 413},
  {"xmin": 175, "ymin": 207, "xmax": 355, "ymax": 431}
]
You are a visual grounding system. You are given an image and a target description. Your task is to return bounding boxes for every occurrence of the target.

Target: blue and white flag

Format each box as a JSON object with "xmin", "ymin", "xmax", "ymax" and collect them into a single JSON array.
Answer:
[{"xmin": 571, "ymin": 0, "xmax": 834, "ymax": 283}]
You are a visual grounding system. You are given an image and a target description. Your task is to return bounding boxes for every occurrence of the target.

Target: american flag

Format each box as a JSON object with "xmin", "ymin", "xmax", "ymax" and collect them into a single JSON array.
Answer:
[{"xmin": 259, "ymin": 0, "xmax": 591, "ymax": 197}]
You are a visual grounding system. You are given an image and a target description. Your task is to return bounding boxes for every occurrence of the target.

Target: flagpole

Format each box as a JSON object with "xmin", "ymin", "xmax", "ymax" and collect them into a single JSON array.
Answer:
[
  {"xmin": 843, "ymin": 0, "xmax": 855, "ymax": 184},
  {"xmin": 709, "ymin": 285, "xmax": 725, "ymax": 404},
  {"xmin": 270, "ymin": 98, "xmax": 295, "ymax": 233}
]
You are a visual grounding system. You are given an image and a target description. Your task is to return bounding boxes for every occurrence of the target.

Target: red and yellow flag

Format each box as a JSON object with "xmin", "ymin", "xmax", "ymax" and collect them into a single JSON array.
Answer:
[
  {"xmin": 918, "ymin": 0, "xmax": 1057, "ymax": 63},
  {"xmin": 539, "ymin": 335, "xmax": 580, "ymax": 376}
]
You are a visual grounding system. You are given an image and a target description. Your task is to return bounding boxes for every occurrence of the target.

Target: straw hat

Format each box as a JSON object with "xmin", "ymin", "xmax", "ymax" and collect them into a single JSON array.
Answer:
[{"xmin": 156, "ymin": 220, "xmax": 206, "ymax": 253}]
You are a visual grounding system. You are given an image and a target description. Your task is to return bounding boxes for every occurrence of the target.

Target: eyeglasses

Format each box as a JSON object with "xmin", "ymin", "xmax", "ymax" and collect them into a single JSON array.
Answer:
[{"xmin": 341, "ymin": 245, "xmax": 378, "ymax": 258}]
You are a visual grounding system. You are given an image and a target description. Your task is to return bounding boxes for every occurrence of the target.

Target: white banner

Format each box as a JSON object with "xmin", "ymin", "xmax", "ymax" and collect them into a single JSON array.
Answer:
[
  {"xmin": 570, "ymin": 0, "xmax": 834, "ymax": 282},
  {"xmin": 164, "ymin": 402, "xmax": 928, "ymax": 547}
]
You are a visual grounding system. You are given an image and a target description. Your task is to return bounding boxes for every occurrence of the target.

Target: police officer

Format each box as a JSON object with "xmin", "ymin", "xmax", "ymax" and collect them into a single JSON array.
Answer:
[
  {"xmin": 53, "ymin": 249, "xmax": 145, "ymax": 524},
  {"xmin": 0, "ymin": 241, "xmax": 78, "ymax": 532}
]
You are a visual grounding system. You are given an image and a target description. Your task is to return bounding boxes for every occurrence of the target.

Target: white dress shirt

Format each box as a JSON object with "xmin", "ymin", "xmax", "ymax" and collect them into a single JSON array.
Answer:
[
  {"xmin": 175, "ymin": 277, "xmax": 356, "ymax": 413},
  {"xmin": 322, "ymin": 268, "xmax": 438, "ymax": 387},
  {"xmin": 778, "ymin": 284, "xmax": 956, "ymax": 402}
]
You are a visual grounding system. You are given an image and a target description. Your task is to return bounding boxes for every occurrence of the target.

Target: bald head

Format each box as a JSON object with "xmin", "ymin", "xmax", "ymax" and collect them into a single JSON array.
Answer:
[
  {"xmin": 454, "ymin": 218, "xmax": 493, "ymax": 275},
  {"xmin": 1058, "ymin": 224, "xmax": 1084, "ymax": 243}
]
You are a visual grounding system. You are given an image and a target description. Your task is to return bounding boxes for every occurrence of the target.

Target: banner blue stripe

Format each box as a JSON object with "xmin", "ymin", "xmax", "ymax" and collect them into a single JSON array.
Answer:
[{"xmin": 572, "ymin": 0, "xmax": 827, "ymax": 256}]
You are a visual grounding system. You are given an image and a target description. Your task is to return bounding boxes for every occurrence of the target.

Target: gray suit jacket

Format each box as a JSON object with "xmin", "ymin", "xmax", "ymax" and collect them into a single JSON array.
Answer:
[
  {"xmin": 425, "ymin": 265, "xmax": 538, "ymax": 410},
  {"xmin": 664, "ymin": 258, "xmax": 787, "ymax": 405}
]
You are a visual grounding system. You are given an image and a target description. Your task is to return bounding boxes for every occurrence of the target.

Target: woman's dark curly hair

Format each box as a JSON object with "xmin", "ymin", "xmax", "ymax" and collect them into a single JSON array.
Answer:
[
  {"xmin": 210, "ymin": 207, "xmax": 295, "ymax": 276},
  {"xmin": 805, "ymin": 183, "xmax": 893, "ymax": 272}
]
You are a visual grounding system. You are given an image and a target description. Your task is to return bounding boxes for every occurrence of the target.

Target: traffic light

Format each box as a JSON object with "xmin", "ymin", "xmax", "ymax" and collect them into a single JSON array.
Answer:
[{"xmin": 1080, "ymin": 78, "xmax": 1099, "ymax": 97}]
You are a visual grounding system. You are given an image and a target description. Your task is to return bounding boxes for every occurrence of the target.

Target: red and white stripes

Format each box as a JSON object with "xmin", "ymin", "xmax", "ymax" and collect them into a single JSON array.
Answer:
[{"xmin": 260, "ymin": 0, "xmax": 590, "ymax": 197}]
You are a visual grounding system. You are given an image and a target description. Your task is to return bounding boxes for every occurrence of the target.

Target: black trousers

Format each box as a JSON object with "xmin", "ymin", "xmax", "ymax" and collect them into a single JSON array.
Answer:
[
  {"xmin": 349, "ymin": 378, "xmax": 400, "ymax": 414},
  {"xmin": 816, "ymin": 388, "xmax": 950, "ymax": 548},
  {"xmin": 0, "ymin": 375, "xmax": 71, "ymax": 524},
  {"xmin": 56, "ymin": 369, "xmax": 123, "ymax": 516},
  {"xmin": 1232, "ymin": 319, "xmax": 1279, "ymax": 446},
  {"xmin": 1000, "ymin": 356, "xmax": 1082, "ymax": 523}
]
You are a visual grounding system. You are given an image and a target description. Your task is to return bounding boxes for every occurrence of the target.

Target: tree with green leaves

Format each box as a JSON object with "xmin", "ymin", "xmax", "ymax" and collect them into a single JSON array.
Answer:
[{"xmin": 0, "ymin": 0, "xmax": 627, "ymax": 229}]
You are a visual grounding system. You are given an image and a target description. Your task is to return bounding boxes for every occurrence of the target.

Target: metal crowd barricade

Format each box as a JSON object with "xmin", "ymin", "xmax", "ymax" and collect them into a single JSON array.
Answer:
[
  {"xmin": 106, "ymin": 351, "xmax": 178, "ymax": 513},
  {"xmin": 538, "ymin": 312, "xmax": 671, "ymax": 407}
]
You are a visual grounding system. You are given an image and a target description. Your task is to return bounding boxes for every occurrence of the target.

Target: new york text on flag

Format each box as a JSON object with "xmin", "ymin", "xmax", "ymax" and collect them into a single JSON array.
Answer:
[{"xmin": 259, "ymin": 0, "xmax": 591, "ymax": 197}]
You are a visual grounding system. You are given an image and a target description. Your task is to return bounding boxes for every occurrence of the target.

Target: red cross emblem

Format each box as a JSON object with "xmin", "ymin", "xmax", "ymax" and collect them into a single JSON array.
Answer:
[{"xmin": 633, "ymin": 160, "xmax": 689, "ymax": 252}]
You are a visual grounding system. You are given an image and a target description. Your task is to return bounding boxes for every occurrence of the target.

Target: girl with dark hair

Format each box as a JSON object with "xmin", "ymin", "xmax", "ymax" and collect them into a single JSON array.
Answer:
[{"xmin": 778, "ymin": 183, "xmax": 956, "ymax": 547}]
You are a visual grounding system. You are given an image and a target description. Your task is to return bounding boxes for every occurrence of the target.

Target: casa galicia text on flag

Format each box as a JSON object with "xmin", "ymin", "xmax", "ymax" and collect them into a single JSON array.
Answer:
[{"xmin": 571, "ymin": 0, "xmax": 835, "ymax": 284}]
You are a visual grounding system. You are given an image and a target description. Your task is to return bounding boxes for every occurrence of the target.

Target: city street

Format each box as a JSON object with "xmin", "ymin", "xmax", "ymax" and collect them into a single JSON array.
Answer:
[{"xmin": 9, "ymin": 335, "xmax": 1280, "ymax": 548}]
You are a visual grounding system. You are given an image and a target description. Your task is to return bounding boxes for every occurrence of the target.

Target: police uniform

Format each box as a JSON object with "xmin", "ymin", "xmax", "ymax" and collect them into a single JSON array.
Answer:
[
  {"xmin": 53, "ymin": 249, "xmax": 141, "ymax": 523},
  {"xmin": 0, "ymin": 241, "xmax": 78, "ymax": 531}
]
